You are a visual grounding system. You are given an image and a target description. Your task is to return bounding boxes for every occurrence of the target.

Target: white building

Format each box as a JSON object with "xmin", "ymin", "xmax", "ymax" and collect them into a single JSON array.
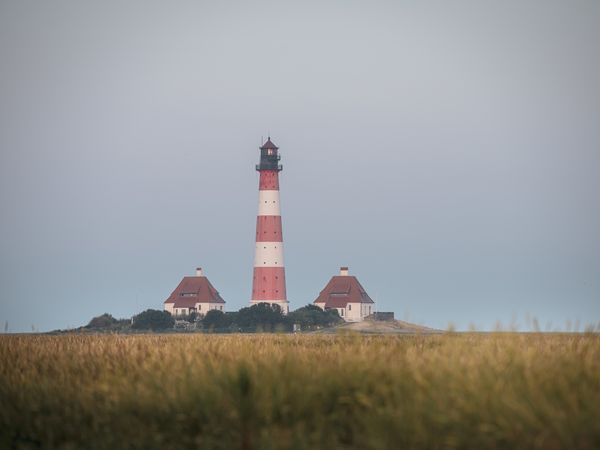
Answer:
[
  {"xmin": 313, "ymin": 267, "xmax": 375, "ymax": 322},
  {"xmin": 163, "ymin": 268, "xmax": 225, "ymax": 317}
]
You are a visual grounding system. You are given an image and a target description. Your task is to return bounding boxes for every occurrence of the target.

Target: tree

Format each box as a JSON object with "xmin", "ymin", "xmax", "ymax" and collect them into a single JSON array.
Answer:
[
  {"xmin": 202, "ymin": 310, "xmax": 232, "ymax": 331},
  {"xmin": 235, "ymin": 303, "xmax": 289, "ymax": 332},
  {"xmin": 132, "ymin": 309, "xmax": 174, "ymax": 331},
  {"xmin": 324, "ymin": 307, "xmax": 342, "ymax": 323},
  {"xmin": 288, "ymin": 304, "xmax": 343, "ymax": 330},
  {"xmin": 86, "ymin": 313, "xmax": 118, "ymax": 329}
]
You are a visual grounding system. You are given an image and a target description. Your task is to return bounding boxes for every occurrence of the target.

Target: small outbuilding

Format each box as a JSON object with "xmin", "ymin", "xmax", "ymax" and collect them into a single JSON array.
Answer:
[
  {"xmin": 164, "ymin": 268, "xmax": 226, "ymax": 317},
  {"xmin": 313, "ymin": 267, "xmax": 375, "ymax": 322}
]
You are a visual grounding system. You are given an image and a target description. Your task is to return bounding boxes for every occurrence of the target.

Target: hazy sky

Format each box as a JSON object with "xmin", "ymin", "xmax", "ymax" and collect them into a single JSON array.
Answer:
[{"xmin": 1, "ymin": 0, "xmax": 599, "ymax": 332}]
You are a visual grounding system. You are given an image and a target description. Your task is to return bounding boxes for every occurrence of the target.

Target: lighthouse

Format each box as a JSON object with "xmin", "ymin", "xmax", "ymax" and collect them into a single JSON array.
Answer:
[{"xmin": 251, "ymin": 137, "xmax": 289, "ymax": 314}]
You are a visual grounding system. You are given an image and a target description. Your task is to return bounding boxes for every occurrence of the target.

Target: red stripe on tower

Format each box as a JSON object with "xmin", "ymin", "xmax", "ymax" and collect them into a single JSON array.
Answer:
[{"xmin": 251, "ymin": 137, "xmax": 289, "ymax": 314}]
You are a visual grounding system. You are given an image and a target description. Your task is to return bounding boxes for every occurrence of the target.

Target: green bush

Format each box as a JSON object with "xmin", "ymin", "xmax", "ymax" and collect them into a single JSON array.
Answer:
[
  {"xmin": 132, "ymin": 309, "xmax": 174, "ymax": 331},
  {"xmin": 202, "ymin": 310, "xmax": 233, "ymax": 331},
  {"xmin": 235, "ymin": 303, "xmax": 289, "ymax": 332},
  {"xmin": 288, "ymin": 304, "xmax": 342, "ymax": 330},
  {"xmin": 86, "ymin": 313, "xmax": 118, "ymax": 329}
]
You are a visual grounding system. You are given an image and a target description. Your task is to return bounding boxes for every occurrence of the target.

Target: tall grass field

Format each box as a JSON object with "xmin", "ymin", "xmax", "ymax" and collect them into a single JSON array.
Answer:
[{"xmin": 1, "ymin": 333, "xmax": 599, "ymax": 449}]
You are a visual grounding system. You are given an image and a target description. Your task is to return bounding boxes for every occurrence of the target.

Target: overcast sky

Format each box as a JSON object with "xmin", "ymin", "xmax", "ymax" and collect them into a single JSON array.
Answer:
[{"xmin": 1, "ymin": 0, "xmax": 599, "ymax": 332}]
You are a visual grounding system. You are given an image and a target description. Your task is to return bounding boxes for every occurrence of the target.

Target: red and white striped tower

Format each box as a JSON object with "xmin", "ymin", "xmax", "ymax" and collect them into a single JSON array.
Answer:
[{"xmin": 251, "ymin": 137, "xmax": 289, "ymax": 314}]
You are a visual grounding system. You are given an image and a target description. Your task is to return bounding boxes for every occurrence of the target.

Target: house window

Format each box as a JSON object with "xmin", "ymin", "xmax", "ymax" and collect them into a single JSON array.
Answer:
[
  {"xmin": 348, "ymin": 304, "xmax": 352, "ymax": 311},
  {"xmin": 340, "ymin": 309, "xmax": 344, "ymax": 316}
]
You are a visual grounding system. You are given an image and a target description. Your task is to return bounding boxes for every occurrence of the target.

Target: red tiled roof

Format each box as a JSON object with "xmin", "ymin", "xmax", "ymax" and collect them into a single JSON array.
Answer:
[
  {"xmin": 313, "ymin": 275, "xmax": 374, "ymax": 308},
  {"xmin": 260, "ymin": 137, "xmax": 279, "ymax": 150},
  {"xmin": 164, "ymin": 276, "xmax": 226, "ymax": 308}
]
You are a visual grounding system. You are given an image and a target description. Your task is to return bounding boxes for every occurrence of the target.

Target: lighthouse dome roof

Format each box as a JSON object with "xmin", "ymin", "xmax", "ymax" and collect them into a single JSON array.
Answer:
[{"xmin": 260, "ymin": 137, "xmax": 279, "ymax": 150}]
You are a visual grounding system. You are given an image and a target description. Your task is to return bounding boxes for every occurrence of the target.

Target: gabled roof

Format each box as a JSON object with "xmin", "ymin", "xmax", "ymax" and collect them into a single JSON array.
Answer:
[
  {"xmin": 164, "ymin": 276, "xmax": 226, "ymax": 308},
  {"xmin": 313, "ymin": 275, "xmax": 374, "ymax": 308},
  {"xmin": 260, "ymin": 137, "xmax": 279, "ymax": 150}
]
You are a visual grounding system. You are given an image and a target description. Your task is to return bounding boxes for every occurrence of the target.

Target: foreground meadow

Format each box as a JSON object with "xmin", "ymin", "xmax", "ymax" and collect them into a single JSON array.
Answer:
[{"xmin": 1, "ymin": 333, "xmax": 599, "ymax": 450}]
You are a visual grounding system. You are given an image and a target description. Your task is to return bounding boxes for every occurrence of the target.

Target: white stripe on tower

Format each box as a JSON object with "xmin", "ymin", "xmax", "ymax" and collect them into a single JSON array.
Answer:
[
  {"xmin": 254, "ymin": 242, "xmax": 285, "ymax": 267},
  {"xmin": 257, "ymin": 190, "xmax": 281, "ymax": 216}
]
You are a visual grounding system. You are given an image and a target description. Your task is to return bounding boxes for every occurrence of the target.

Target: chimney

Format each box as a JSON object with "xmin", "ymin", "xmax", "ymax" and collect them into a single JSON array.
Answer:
[
  {"xmin": 196, "ymin": 267, "xmax": 204, "ymax": 277},
  {"xmin": 340, "ymin": 266, "xmax": 349, "ymax": 276}
]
